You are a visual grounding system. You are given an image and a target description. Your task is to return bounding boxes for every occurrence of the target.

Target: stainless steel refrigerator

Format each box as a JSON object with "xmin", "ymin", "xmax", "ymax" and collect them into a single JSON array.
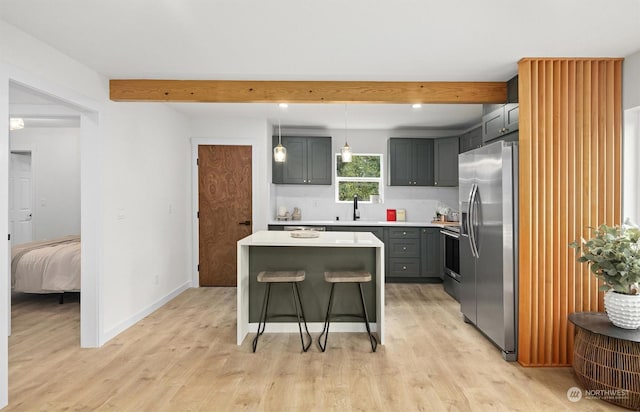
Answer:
[{"xmin": 459, "ymin": 140, "xmax": 518, "ymax": 361}]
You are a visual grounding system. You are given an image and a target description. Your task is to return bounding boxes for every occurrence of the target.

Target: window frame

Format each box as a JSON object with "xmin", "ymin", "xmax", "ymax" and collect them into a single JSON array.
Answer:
[{"xmin": 334, "ymin": 153, "xmax": 384, "ymax": 203}]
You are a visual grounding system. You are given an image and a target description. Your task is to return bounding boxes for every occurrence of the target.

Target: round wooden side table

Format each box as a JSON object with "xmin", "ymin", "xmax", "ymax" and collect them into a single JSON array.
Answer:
[{"xmin": 569, "ymin": 312, "xmax": 640, "ymax": 410}]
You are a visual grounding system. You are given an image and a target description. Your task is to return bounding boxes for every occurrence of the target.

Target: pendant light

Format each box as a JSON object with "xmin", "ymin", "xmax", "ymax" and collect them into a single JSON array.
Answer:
[
  {"xmin": 273, "ymin": 107, "xmax": 287, "ymax": 163},
  {"xmin": 341, "ymin": 104, "xmax": 352, "ymax": 162}
]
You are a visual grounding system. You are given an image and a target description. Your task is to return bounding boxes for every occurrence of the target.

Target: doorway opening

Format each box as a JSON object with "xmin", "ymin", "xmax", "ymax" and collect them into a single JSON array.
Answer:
[
  {"xmin": 5, "ymin": 77, "xmax": 101, "ymax": 349},
  {"xmin": 9, "ymin": 152, "xmax": 32, "ymax": 245},
  {"xmin": 9, "ymin": 84, "xmax": 82, "ymax": 347}
]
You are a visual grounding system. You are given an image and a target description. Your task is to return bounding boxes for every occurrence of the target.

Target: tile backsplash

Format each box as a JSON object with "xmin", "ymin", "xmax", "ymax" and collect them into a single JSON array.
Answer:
[{"xmin": 274, "ymin": 184, "xmax": 459, "ymax": 222}]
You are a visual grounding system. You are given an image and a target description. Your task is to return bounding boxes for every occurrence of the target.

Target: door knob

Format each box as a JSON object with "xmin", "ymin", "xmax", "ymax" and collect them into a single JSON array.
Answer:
[{"xmin": 238, "ymin": 220, "xmax": 251, "ymax": 226}]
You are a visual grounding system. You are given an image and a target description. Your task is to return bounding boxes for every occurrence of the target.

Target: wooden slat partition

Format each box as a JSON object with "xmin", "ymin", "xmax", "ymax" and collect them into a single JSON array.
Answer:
[{"xmin": 518, "ymin": 58, "xmax": 622, "ymax": 366}]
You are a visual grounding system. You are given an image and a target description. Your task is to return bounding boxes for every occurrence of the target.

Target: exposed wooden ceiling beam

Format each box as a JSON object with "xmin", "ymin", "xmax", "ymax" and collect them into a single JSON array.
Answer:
[{"xmin": 109, "ymin": 80, "xmax": 507, "ymax": 104}]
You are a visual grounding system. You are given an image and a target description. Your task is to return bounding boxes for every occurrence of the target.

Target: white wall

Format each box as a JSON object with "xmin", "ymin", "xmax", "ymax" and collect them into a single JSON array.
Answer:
[
  {"xmin": 101, "ymin": 102, "xmax": 192, "ymax": 337},
  {"xmin": 623, "ymin": 48, "xmax": 640, "ymax": 224},
  {"xmin": 0, "ymin": 20, "xmax": 193, "ymax": 406},
  {"xmin": 623, "ymin": 109, "xmax": 639, "ymax": 224},
  {"xmin": 273, "ymin": 127, "xmax": 461, "ymax": 222},
  {"xmin": 623, "ymin": 49, "xmax": 640, "ymax": 111},
  {"xmin": 10, "ymin": 127, "xmax": 81, "ymax": 240}
]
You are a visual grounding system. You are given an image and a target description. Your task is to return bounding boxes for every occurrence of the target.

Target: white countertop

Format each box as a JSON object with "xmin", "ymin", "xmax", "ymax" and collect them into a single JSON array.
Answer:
[
  {"xmin": 238, "ymin": 230, "xmax": 384, "ymax": 247},
  {"xmin": 268, "ymin": 219, "xmax": 459, "ymax": 228}
]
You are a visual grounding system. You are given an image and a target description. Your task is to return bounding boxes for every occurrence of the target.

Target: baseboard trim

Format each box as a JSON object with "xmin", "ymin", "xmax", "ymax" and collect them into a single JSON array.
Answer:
[{"xmin": 101, "ymin": 281, "xmax": 191, "ymax": 345}]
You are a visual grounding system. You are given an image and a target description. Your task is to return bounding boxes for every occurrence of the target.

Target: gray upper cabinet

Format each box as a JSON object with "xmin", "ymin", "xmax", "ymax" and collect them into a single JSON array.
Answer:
[
  {"xmin": 459, "ymin": 125, "xmax": 482, "ymax": 153},
  {"xmin": 279, "ymin": 137, "xmax": 305, "ymax": 184},
  {"xmin": 482, "ymin": 103, "xmax": 519, "ymax": 143},
  {"xmin": 433, "ymin": 137, "xmax": 459, "ymax": 186},
  {"xmin": 307, "ymin": 137, "xmax": 332, "ymax": 184},
  {"xmin": 507, "ymin": 75, "xmax": 519, "ymax": 103},
  {"xmin": 413, "ymin": 139, "xmax": 435, "ymax": 186},
  {"xmin": 272, "ymin": 136, "xmax": 331, "ymax": 185},
  {"xmin": 388, "ymin": 138, "xmax": 413, "ymax": 186},
  {"xmin": 504, "ymin": 104, "xmax": 519, "ymax": 133},
  {"xmin": 388, "ymin": 138, "xmax": 434, "ymax": 186}
]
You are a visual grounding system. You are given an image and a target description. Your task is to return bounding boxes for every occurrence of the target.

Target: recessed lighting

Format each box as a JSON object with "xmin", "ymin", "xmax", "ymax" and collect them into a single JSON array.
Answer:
[
  {"xmin": 9, "ymin": 117, "xmax": 24, "ymax": 130},
  {"xmin": 412, "ymin": 104, "xmax": 422, "ymax": 109},
  {"xmin": 279, "ymin": 103, "xmax": 288, "ymax": 108}
]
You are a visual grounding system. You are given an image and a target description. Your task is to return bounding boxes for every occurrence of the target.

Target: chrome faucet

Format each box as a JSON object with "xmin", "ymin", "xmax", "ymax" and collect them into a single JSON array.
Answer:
[{"xmin": 353, "ymin": 195, "xmax": 360, "ymax": 220}]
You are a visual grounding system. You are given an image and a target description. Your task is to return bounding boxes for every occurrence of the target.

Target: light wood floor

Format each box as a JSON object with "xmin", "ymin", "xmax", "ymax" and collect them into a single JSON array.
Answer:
[{"xmin": 8, "ymin": 285, "xmax": 623, "ymax": 411}]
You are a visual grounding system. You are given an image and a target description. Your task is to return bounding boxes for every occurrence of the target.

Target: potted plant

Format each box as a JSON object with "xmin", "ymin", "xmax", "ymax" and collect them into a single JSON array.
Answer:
[
  {"xmin": 570, "ymin": 221, "xmax": 640, "ymax": 329},
  {"xmin": 435, "ymin": 206, "xmax": 450, "ymax": 222}
]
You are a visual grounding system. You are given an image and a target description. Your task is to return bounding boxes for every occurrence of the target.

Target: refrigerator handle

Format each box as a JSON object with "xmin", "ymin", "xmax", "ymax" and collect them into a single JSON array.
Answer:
[
  {"xmin": 464, "ymin": 183, "xmax": 473, "ymax": 236},
  {"xmin": 469, "ymin": 183, "xmax": 479, "ymax": 258}
]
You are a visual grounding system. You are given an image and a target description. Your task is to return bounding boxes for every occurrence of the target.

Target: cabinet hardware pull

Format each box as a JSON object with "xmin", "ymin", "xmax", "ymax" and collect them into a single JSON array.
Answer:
[
  {"xmin": 402, "ymin": 247, "xmax": 407, "ymax": 250},
  {"xmin": 402, "ymin": 266, "xmax": 407, "ymax": 270},
  {"xmin": 403, "ymin": 231, "xmax": 406, "ymax": 235},
  {"xmin": 238, "ymin": 220, "xmax": 251, "ymax": 226}
]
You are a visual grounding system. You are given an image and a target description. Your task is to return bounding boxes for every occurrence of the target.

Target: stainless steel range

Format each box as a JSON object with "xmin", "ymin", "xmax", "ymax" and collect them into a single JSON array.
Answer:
[{"xmin": 440, "ymin": 225, "xmax": 460, "ymax": 301}]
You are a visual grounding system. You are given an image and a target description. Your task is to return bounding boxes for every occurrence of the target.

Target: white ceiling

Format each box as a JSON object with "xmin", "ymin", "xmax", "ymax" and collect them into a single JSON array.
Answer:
[{"xmin": 2, "ymin": 0, "xmax": 640, "ymax": 129}]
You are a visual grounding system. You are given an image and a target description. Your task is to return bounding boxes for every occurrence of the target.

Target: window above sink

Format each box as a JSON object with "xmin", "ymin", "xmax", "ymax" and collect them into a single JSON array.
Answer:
[{"xmin": 335, "ymin": 153, "xmax": 383, "ymax": 203}]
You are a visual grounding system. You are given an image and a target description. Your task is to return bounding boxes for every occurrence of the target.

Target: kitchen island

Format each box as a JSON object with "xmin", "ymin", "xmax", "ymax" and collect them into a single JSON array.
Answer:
[
  {"xmin": 269, "ymin": 221, "xmax": 460, "ymax": 283},
  {"xmin": 237, "ymin": 230, "xmax": 385, "ymax": 346}
]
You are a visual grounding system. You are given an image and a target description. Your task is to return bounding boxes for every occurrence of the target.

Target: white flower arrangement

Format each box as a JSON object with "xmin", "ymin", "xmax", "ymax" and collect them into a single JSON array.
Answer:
[{"xmin": 435, "ymin": 206, "xmax": 450, "ymax": 219}]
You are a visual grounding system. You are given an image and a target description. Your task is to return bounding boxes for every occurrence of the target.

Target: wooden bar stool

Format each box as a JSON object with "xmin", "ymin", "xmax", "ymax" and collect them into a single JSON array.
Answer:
[
  {"xmin": 318, "ymin": 271, "xmax": 378, "ymax": 352},
  {"xmin": 252, "ymin": 270, "xmax": 312, "ymax": 353}
]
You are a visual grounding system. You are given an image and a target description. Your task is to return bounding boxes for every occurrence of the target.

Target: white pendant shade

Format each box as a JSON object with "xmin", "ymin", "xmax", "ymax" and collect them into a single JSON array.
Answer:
[
  {"xmin": 274, "ymin": 143, "xmax": 287, "ymax": 162},
  {"xmin": 273, "ymin": 106, "xmax": 287, "ymax": 162},
  {"xmin": 341, "ymin": 104, "xmax": 352, "ymax": 162},
  {"xmin": 341, "ymin": 143, "xmax": 352, "ymax": 162}
]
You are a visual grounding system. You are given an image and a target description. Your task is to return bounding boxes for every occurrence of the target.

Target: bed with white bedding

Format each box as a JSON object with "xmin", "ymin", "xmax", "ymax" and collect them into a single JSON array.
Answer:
[{"xmin": 11, "ymin": 235, "xmax": 81, "ymax": 293}]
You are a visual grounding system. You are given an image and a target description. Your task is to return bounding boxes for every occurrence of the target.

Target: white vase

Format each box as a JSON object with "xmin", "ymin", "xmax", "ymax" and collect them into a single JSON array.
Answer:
[{"xmin": 604, "ymin": 290, "xmax": 640, "ymax": 329}]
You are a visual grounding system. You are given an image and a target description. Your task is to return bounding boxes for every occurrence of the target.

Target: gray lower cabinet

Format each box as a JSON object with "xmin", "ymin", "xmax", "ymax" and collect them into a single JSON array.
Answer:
[
  {"xmin": 387, "ymin": 228, "xmax": 421, "ymax": 278},
  {"xmin": 433, "ymin": 137, "xmax": 459, "ymax": 187},
  {"xmin": 420, "ymin": 228, "xmax": 441, "ymax": 278},
  {"xmin": 272, "ymin": 136, "xmax": 332, "ymax": 185},
  {"xmin": 271, "ymin": 224, "xmax": 443, "ymax": 282}
]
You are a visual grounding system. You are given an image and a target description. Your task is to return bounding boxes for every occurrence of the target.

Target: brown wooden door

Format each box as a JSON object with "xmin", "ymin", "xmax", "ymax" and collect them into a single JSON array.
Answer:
[{"xmin": 198, "ymin": 145, "xmax": 252, "ymax": 286}]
